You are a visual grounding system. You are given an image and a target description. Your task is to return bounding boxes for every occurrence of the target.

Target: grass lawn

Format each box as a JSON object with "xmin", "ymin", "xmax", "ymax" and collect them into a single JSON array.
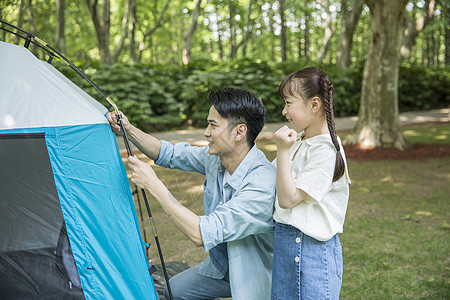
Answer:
[{"xmin": 131, "ymin": 123, "xmax": 449, "ymax": 299}]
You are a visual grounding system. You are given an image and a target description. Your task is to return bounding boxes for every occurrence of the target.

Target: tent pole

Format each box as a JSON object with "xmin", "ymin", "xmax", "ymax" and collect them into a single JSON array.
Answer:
[
  {"xmin": 119, "ymin": 115, "xmax": 173, "ymax": 300},
  {"xmin": 135, "ymin": 186, "xmax": 150, "ymax": 257}
]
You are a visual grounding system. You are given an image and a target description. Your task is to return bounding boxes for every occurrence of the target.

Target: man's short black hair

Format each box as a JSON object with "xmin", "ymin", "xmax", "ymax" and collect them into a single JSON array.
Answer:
[{"xmin": 208, "ymin": 87, "xmax": 266, "ymax": 145}]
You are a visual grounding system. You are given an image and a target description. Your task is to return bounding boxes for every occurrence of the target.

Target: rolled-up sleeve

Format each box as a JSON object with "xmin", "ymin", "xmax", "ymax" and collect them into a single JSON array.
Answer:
[{"xmin": 155, "ymin": 140, "xmax": 207, "ymax": 174}]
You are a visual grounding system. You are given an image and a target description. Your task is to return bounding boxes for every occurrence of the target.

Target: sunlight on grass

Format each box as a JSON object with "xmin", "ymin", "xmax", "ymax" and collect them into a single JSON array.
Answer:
[
  {"xmin": 260, "ymin": 143, "xmax": 277, "ymax": 152},
  {"xmin": 402, "ymin": 123, "xmax": 450, "ymax": 145},
  {"xmin": 380, "ymin": 176, "xmax": 393, "ymax": 182},
  {"xmin": 415, "ymin": 211, "xmax": 433, "ymax": 216},
  {"xmin": 185, "ymin": 184, "xmax": 204, "ymax": 196},
  {"xmin": 403, "ymin": 129, "xmax": 421, "ymax": 136}
]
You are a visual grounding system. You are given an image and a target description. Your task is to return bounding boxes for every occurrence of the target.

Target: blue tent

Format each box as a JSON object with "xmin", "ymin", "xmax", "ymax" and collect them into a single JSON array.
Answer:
[{"xmin": 0, "ymin": 41, "xmax": 159, "ymax": 299}]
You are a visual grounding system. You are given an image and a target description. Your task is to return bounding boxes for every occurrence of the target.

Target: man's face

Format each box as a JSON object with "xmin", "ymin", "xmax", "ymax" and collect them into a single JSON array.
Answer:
[{"xmin": 203, "ymin": 106, "xmax": 236, "ymax": 157}]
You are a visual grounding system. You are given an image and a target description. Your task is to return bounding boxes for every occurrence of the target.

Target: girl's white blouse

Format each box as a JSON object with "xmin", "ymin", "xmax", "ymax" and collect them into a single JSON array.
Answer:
[{"xmin": 272, "ymin": 134, "xmax": 351, "ymax": 241}]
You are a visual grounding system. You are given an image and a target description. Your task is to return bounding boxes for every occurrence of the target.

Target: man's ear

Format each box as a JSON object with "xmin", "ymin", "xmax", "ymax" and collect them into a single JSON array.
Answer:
[
  {"xmin": 310, "ymin": 96, "xmax": 322, "ymax": 113},
  {"xmin": 235, "ymin": 124, "xmax": 248, "ymax": 142}
]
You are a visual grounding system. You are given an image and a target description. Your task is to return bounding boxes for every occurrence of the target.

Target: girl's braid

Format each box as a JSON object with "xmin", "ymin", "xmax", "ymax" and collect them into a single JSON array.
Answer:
[
  {"xmin": 319, "ymin": 71, "xmax": 345, "ymax": 182},
  {"xmin": 319, "ymin": 72, "xmax": 339, "ymax": 151}
]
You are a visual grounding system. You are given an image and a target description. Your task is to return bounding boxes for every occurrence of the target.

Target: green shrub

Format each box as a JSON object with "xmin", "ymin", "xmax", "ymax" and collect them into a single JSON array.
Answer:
[
  {"xmin": 399, "ymin": 65, "xmax": 450, "ymax": 111},
  {"xmin": 55, "ymin": 60, "xmax": 449, "ymax": 131}
]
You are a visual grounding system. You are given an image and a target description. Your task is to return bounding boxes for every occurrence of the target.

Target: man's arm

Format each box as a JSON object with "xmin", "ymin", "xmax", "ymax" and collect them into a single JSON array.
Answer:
[
  {"xmin": 107, "ymin": 112, "xmax": 161, "ymax": 161},
  {"xmin": 128, "ymin": 156, "xmax": 203, "ymax": 247}
]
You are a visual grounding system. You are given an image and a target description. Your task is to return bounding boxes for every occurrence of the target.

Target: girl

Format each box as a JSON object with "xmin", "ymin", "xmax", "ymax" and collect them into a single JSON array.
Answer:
[{"xmin": 271, "ymin": 67, "xmax": 351, "ymax": 300}]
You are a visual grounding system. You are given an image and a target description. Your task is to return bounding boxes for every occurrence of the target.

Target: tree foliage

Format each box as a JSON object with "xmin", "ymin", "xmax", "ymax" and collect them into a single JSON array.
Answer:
[
  {"xmin": 53, "ymin": 58, "xmax": 448, "ymax": 132},
  {"xmin": 1, "ymin": 0, "xmax": 448, "ymax": 141},
  {"xmin": 2, "ymin": 0, "xmax": 447, "ymax": 66}
]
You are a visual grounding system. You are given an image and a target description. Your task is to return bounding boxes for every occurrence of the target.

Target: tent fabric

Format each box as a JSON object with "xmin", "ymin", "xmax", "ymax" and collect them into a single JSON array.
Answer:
[
  {"xmin": 0, "ymin": 40, "xmax": 158, "ymax": 299},
  {"xmin": 0, "ymin": 41, "xmax": 107, "ymax": 130}
]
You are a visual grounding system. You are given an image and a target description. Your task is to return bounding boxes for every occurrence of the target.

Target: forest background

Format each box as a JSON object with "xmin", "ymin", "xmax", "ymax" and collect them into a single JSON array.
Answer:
[{"xmin": 0, "ymin": 0, "xmax": 449, "ymax": 149}]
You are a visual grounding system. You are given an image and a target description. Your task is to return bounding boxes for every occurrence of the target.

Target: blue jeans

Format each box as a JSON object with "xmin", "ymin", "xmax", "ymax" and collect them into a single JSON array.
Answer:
[
  {"xmin": 164, "ymin": 265, "xmax": 231, "ymax": 300},
  {"xmin": 271, "ymin": 222, "xmax": 343, "ymax": 300}
]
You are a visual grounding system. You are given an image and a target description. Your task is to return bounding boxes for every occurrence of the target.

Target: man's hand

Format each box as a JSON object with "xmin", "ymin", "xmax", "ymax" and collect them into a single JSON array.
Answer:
[
  {"xmin": 128, "ymin": 156, "xmax": 203, "ymax": 246},
  {"xmin": 128, "ymin": 155, "xmax": 161, "ymax": 191},
  {"xmin": 106, "ymin": 111, "xmax": 132, "ymax": 135}
]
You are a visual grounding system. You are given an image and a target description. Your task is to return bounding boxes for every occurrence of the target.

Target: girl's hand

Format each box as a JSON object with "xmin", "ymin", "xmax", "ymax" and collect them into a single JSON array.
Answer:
[
  {"xmin": 128, "ymin": 155, "xmax": 160, "ymax": 190},
  {"xmin": 274, "ymin": 125, "xmax": 297, "ymax": 152},
  {"xmin": 106, "ymin": 111, "xmax": 132, "ymax": 135}
]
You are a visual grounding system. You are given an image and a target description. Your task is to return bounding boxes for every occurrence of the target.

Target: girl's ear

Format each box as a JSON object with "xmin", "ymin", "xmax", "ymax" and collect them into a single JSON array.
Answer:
[
  {"xmin": 310, "ymin": 96, "xmax": 322, "ymax": 113},
  {"xmin": 235, "ymin": 124, "xmax": 248, "ymax": 142}
]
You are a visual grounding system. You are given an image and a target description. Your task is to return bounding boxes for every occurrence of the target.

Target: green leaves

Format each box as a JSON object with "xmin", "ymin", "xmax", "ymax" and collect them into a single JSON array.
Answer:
[{"xmin": 55, "ymin": 59, "xmax": 449, "ymax": 132}]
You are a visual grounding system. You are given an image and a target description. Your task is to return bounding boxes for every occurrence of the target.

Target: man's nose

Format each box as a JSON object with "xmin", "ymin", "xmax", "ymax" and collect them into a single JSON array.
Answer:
[{"xmin": 204, "ymin": 126, "xmax": 210, "ymax": 137}]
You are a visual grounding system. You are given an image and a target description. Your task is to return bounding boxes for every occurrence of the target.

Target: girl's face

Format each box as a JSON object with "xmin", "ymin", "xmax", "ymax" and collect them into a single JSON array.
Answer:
[{"xmin": 282, "ymin": 92, "xmax": 315, "ymax": 133}]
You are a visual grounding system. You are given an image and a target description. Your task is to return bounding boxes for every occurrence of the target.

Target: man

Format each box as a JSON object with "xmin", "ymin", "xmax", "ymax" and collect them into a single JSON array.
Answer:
[{"xmin": 107, "ymin": 88, "xmax": 276, "ymax": 299}]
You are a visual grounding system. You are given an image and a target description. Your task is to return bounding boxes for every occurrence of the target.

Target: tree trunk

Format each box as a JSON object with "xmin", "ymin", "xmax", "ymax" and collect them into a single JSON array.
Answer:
[
  {"xmin": 218, "ymin": 29, "xmax": 224, "ymax": 62},
  {"xmin": 229, "ymin": 0, "xmax": 237, "ymax": 59},
  {"xmin": 86, "ymin": 0, "xmax": 112, "ymax": 64},
  {"xmin": 27, "ymin": 0, "xmax": 36, "ymax": 34},
  {"xmin": 111, "ymin": 0, "xmax": 131, "ymax": 63},
  {"xmin": 445, "ymin": 2, "xmax": 450, "ymax": 65},
  {"xmin": 55, "ymin": 0, "xmax": 66, "ymax": 53},
  {"xmin": 401, "ymin": 0, "xmax": 437, "ymax": 60},
  {"xmin": 238, "ymin": 0, "xmax": 254, "ymax": 57},
  {"xmin": 26, "ymin": 0, "xmax": 37, "ymax": 56},
  {"xmin": 316, "ymin": 0, "xmax": 334, "ymax": 64},
  {"xmin": 345, "ymin": 0, "xmax": 408, "ymax": 150},
  {"xmin": 430, "ymin": 29, "xmax": 436, "ymax": 66},
  {"xmin": 0, "ymin": 8, "xmax": 5, "ymax": 41},
  {"xmin": 14, "ymin": 0, "xmax": 25, "ymax": 45},
  {"xmin": 279, "ymin": 0, "xmax": 287, "ymax": 61},
  {"xmin": 303, "ymin": 1, "xmax": 310, "ymax": 62},
  {"xmin": 182, "ymin": 0, "xmax": 202, "ymax": 65},
  {"xmin": 268, "ymin": 1, "xmax": 275, "ymax": 61},
  {"xmin": 128, "ymin": 0, "xmax": 138, "ymax": 64},
  {"xmin": 336, "ymin": 0, "xmax": 364, "ymax": 69}
]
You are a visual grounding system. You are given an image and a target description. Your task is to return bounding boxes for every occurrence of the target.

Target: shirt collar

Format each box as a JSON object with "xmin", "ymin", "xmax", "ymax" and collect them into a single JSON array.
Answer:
[
  {"xmin": 303, "ymin": 133, "xmax": 334, "ymax": 146},
  {"xmin": 222, "ymin": 144, "xmax": 258, "ymax": 190}
]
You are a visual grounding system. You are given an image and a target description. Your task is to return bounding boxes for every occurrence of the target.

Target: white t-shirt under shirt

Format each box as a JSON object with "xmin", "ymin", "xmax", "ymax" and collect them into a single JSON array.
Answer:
[{"xmin": 272, "ymin": 134, "xmax": 351, "ymax": 241}]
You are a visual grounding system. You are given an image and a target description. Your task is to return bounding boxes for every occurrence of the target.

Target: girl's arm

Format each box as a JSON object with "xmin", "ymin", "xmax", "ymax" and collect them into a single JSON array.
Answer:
[
  {"xmin": 274, "ymin": 126, "xmax": 310, "ymax": 209},
  {"xmin": 276, "ymin": 149, "xmax": 310, "ymax": 209}
]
